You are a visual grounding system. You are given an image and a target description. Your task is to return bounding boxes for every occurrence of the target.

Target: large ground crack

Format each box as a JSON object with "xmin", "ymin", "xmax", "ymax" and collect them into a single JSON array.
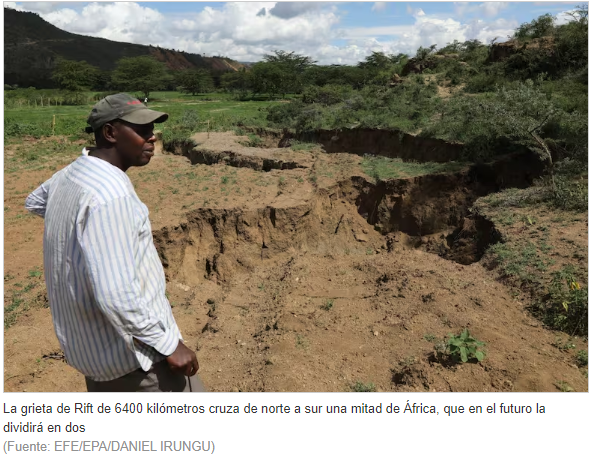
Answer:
[{"xmin": 156, "ymin": 130, "xmax": 544, "ymax": 282}]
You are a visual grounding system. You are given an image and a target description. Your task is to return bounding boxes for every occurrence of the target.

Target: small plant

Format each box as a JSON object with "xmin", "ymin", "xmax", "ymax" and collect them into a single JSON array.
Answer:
[
  {"xmin": 553, "ymin": 337, "xmax": 576, "ymax": 351},
  {"xmin": 444, "ymin": 329, "xmax": 486, "ymax": 363},
  {"xmin": 554, "ymin": 380, "xmax": 574, "ymax": 392},
  {"xmin": 421, "ymin": 293, "xmax": 435, "ymax": 303},
  {"xmin": 22, "ymin": 282, "xmax": 35, "ymax": 293},
  {"xmin": 575, "ymin": 350, "xmax": 588, "ymax": 367},
  {"xmin": 351, "ymin": 381, "xmax": 376, "ymax": 392},
  {"xmin": 28, "ymin": 268, "xmax": 42, "ymax": 278},
  {"xmin": 321, "ymin": 299, "xmax": 334, "ymax": 311},
  {"xmin": 241, "ymin": 133, "xmax": 263, "ymax": 147},
  {"xmin": 424, "ymin": 334, "xmax": 436, "ymax": 342},
  {"xmin": 295, "ymin": 334, "xmax": 309, "ymax": 349}
]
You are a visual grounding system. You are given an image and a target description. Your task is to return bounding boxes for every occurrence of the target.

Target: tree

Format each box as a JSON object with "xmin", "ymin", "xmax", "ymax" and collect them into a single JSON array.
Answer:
[
  {"xmin": 357, "ymin": 51, "xmax": 407, "ymax": 86},
  {"xmin": 177, "ymin": 69, "xmax": 214, "ymax": 95},
  {"xmin": 263, "ymin": 50, "xmax": 316, "ymax": 73},
  {"xmin": 514, "ymin": 13, "xmax": 556, "ymax": 40},
  {"xmin": 261, "ymin": 50, "xmax": 316, "ymax": 95},
  {"xmin": 250, "ymin": 62, "xmax": 288, "ymax": 98},
  {"xmin": 220, "ymin": 68, "xmax": 251, "ymax": 98},
  {"xmin": 358, "ymin": 51, "xmax": 394, "ymax": 71},
  {"xmin": 554, "ymin": 4, "xmax": 588, "ymax": 73},
  {"xmin": 51, "ymin": 58, "xmax": 99, "ymax": 91},
  {"xmin": 111, "ymin": 56, "xmax": 173, "ymax": 99}
]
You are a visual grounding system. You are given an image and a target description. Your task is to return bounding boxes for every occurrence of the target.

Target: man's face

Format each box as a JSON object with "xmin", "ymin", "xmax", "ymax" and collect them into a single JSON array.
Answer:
[{"xmin": 112, "ymin": 121, "xmax": 156, "ymax": 170}]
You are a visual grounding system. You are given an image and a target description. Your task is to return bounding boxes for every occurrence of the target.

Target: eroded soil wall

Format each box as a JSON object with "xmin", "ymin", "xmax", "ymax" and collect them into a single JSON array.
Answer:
[
  {"xmin": 257, "ymin": 127, "xmax": 465, "ymax": 162},
  {"xmin": 153, "ymin": 148, "xmax": 543, "ymax": 283}
]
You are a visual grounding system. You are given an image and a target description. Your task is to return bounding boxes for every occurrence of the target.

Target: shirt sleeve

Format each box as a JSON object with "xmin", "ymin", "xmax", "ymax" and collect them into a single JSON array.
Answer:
[
  {"xmin": 25, "ymin": 177, "xmax": 53, "ymax": 218},
  {"xmin": 78, "ymin": 195, "xmax": 179, "ymax": 356}
]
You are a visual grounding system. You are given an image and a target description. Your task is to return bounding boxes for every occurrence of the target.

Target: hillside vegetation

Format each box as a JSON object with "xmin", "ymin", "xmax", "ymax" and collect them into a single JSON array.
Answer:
[{"xmin": 4, "ymin": 7, "xmax": 245, "ymax": 88}]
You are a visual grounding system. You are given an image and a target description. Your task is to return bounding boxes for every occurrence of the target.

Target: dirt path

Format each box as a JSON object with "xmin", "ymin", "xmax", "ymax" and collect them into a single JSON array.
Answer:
[{"xmin": 3, "ymin": 133, "xmax": 587, "ymax": 392}]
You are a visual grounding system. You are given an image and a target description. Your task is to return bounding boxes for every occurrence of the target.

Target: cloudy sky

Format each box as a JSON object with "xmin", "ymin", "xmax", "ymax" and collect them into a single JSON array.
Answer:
[{"xmin": 4, "ymin": 1, "xmax": 580, "ymax": 64}]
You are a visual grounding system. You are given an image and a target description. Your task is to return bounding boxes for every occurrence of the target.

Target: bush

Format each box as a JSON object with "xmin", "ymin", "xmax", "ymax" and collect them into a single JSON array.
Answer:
[
  {"xmin": 535, "ymin": 265, "xmax": 588, "ymax": 336},
  {"xmin": 161, "ymin": 109, "xmax": 200, "ymax": 145},
  {"xmin": 301, "ymin": 84, "xmax": 351, "ymax": 105},
  {"xmin": 4, "ymin": 119, "xmax": 48, "ymax": 139},
  {"xmin": 266, "ymin": 101, "xmax": 305, "ymax": 128},
  {"xmin": 553, "ymin": 173, "xmax": 588, "ymax": 211}
]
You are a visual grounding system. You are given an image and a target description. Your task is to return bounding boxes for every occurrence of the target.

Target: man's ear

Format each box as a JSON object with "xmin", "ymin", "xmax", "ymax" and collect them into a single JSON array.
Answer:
[{"xmin": 102, "ymin": 123, "xmax": 118, "ymax": 144}]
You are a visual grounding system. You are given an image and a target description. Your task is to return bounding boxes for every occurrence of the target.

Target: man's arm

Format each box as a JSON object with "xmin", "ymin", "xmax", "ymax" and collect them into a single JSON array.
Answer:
[
  {"xmin": 25, "ymin": 177, "xmax": 54, "ymax": 218},
  {"xmin": 78, "ymin": 196, "xmax": 195, "ymax": 372}
]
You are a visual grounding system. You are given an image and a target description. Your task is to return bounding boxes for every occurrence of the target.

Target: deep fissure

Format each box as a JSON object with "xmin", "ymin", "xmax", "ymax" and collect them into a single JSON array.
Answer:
[{"xmin": 157, "ymin": 130, "xmax": 543, "ymax": 283}]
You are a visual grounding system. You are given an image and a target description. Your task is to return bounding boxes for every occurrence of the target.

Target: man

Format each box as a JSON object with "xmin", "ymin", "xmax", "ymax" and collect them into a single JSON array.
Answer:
[{"xmin": 25, "ymin": 93, "xmax": 205, "ymax": 392}]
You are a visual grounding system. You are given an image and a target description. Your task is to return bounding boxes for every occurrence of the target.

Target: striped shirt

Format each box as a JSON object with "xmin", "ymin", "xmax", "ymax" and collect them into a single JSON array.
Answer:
[{"xmin": 25, "ymin": 154, "xmax": 181, "ymax": 381}]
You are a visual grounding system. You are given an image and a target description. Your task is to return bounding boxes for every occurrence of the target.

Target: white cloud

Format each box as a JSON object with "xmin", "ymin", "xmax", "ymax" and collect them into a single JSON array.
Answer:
[
  {"xmin": 339, "ymin": 11, "xmax": 517, "ymax": 60},
  {"xmin": 555, "ymin": 8, "xmax": 581, "ymax": 25},
  {"xmin": 339, "ymin": 25, "xmax": 414, "ymax": 39},
  {"xmin": 480, "ymin": 2, "xmax": 509, "ymax": 17},
  {"xmin": 10, "ymin": 1, "xmax": 521, "ymax": 65},
  {"xmin": 268, "ymin": 2, "xmax": 331, "ymax": 19},
  {"xmin": 455, "ymin": 2, "xmax": 509, "ymax": 18},
  {"xmin": 4, "ymin": 2, "xmax": 23, "ymax": 10},
  {"xmin": 371, "ymin": 2, "xmax": 387, "ymax": 13}
]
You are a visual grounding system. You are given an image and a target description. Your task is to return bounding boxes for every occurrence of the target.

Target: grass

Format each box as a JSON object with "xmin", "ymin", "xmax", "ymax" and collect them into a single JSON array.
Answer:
[
  {"xmin": 28, "ymin": 268, "xmax": 42, "ymax": 278},
  {"xmin": 554, "ymin": 380, "xmax": 574, "ymax": 392},
  {"xmin": 488, "ymin": 241, "xmax": 554, "ymax": 283},
  {"xmin": 241, "ymin": 133, "xmax": 264, "ymax": 147},
  {"xmin": 5, "ymin": 91, "xmax": 279, "ymax": 141},
  {"xmin": 290, "ymin": 141, "xmax": 322, "ymax": 152},
  {"xmin": 351, "ymin": 381, "xmax": 376, "ymax": 392},
  {"xmin": 477, "ymin": 185, "xmax": 588, "ymax": 337},
  {"xmin": 295, "ymin": 334, "xmax": 309, "ymax": 349},
  {"xmin": 321, "ymin": 299, "xmax": 334, "ymax": 311},
  {"xmin": 361, "ymin": 156, "xmax": 466, "ymax": 181}
]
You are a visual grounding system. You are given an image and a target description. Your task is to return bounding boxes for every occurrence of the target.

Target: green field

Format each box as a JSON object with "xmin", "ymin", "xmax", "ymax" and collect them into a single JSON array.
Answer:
[{"xmin": 4, "ymin": 92, "xmax": 282, "ymax": 140}]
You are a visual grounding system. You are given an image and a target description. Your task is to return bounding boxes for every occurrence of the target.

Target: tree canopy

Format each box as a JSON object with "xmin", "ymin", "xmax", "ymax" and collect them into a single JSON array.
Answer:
[
  {"xmin": 111, "ymin": 56, "xmax": 173, "ymax": 98},
  {"xmin": 51, "ymin": 58, "xmax": 99, "ymax": 91},
  {"xmin": 176, "ymin": 69, "xmax": 214, "ymax": 95}
]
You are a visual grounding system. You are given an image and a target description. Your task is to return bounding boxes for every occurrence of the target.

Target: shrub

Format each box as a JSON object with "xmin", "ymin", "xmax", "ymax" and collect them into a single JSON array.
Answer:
[
  {"xmin": 301, "ymin": 84, "xmax": 351, "ymax": 105},
  {"xmin": 266, "ymin": 101, "xmax": 305, "ymax": 128},
  {"xmin": 536, "ymin": 265, "xmax": 588, "ymax": 336},
  {"xmin": 575, "ymin": 350, "xmax": 588, "ymax": 367},
  {"xmin": 444, "ymin": 329, "xmax": 486, "ymax": 363},
  {"xmin": 351, "ymin": 381, "xmax": 376, "ymax": 392}
]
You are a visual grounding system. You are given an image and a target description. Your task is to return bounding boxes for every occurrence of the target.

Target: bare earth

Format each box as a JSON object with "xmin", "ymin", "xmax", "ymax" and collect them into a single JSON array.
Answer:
[{"xmin": 4, "ymin": 132, "xmax": 588, "ymax": 392}]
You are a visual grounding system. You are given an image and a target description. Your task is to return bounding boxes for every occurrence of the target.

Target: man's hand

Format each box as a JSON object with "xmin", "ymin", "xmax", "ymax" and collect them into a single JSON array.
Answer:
[{"xmin": 166, "ymin": 341, "xmax": 199, "ymax": 376}]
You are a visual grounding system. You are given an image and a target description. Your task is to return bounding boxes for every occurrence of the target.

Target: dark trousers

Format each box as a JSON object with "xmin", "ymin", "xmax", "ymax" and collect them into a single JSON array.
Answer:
[{"xmin": 86, "ymin": 359, "xmax": 206, "ymax": 392}]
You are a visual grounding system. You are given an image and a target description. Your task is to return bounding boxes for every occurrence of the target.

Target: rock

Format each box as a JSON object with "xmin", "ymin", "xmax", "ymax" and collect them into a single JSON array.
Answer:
[{"xmin": 355, "ymin": 232, "xmax": 368, "ymax": 242}]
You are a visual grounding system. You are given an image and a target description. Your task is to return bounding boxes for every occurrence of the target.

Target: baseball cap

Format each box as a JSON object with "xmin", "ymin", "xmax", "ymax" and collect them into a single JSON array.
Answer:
[{"xmin": 85, "ymin": 93, "xmax": 168, "ymax": 133}]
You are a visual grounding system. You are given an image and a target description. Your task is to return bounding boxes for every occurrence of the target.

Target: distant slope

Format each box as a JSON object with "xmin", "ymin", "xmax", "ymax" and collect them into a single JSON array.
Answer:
[{"xmin": 4, "ymin": 8, "xmax": 245, "ymax": 87}]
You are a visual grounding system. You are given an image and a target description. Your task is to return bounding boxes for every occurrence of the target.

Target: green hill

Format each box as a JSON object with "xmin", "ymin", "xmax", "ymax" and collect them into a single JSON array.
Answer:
[{"xmin": 4, "ymin": 7, "xmax": 245, "ymax": 88}]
